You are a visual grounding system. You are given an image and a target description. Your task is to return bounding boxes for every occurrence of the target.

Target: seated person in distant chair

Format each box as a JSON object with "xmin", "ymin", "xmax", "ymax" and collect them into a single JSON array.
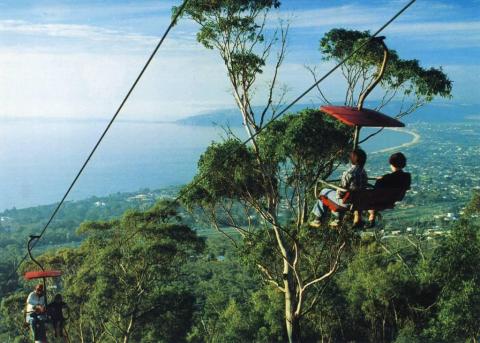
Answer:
[
  {"xmin": 366, "ymin": 152, "xmax": 411, "ymax": 228},
  {"xmin": 25, "ymin": 284, "xmax": 47, "ymax": 343},
  {"xmin": 310, "ymin": 149, "xmax": 368, "ymax": 228},
  {"xmin": 48, "ymin": 293, "xmax": 68, "ymax": 339}
]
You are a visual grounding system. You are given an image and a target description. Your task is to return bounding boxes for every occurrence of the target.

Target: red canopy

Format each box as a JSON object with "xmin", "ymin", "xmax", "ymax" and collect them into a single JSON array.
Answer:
[
  {"xmin": 321, "ymin": 106, "xmax": 404, "ymax": 128},
  {"xmin": 24, "ymin": 270, "xmax": 62, "ymax": 280}
]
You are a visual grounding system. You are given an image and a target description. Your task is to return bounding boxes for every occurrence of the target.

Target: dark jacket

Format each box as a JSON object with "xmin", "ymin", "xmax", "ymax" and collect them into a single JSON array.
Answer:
[
  {"xmin": 48, "ymin": 301, "xmax": 66, "ymax": 322},
  {"xmin": 375, "ymin": 170, "xmax": 411, "ymax": 191}
]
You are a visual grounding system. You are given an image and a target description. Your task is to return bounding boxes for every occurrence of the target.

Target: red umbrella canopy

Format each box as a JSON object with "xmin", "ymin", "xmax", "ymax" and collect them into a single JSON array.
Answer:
[
  {"xmin": 24, "ymin": 270, "xmax": 62, "ymax": 280},
  {"xmin": 321, "ymin": 106, "xmax": 405, "ymax": 128}
]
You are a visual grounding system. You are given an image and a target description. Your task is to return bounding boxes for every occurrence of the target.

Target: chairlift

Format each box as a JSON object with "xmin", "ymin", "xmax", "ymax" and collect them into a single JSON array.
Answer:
[
  {"xmin": 24, "ymin": 235, "xmax": 67, "ymax": 343},
  {"xmin": 24, "ymin": 235, "xmax": 63, "ymax": 302},
  {"xmin": 316, "ymin": 37, "xmax": 408, "ymax": 214}
]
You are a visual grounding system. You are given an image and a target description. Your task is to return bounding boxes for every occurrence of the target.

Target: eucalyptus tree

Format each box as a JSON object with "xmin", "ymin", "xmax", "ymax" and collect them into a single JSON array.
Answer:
[
  {"xmin": 6, "ymin": 201, "xmax": 204, "ymax": 343},
  {"xmin": 309, "ymin": 28, "xmax": 452, "ymax": 117},
  {"xmin": 424, "ymin": 198, "xmax": 480, "ymax": 342},
  {"xmin": 182, "ymin": 108, "xmax": 352, "ymax": 342},
  {"xmin": 173, "ymin": 0, "xmax": 287, "ymax": 149},
  {"xmin": 175, "ymin": 3, "xmax": 452, "ymax": 342}
]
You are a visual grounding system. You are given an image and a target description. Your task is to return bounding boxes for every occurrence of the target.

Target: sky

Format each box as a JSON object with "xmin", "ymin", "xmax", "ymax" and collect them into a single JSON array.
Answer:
[{"xmin": 0, "ymin": 0, "xmax": 478, "ymax": 121}]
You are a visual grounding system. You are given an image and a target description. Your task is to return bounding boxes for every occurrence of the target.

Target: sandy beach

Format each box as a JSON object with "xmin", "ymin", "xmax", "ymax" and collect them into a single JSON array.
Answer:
[{"xmin": 372, "ymin": 128, "xmax": 421, "ymax": 154}]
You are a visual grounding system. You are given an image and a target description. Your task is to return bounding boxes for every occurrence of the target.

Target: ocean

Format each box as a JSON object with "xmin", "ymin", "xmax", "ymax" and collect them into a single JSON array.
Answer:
[{"xmin": 0, "ymin": 119, "xmax": 413, "ymax": 210}]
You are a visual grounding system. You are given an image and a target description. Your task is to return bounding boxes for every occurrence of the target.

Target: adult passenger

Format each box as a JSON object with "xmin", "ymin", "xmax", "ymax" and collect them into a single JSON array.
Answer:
[
  {"xmin": 366, "ymin": 152, "xmax": 411, "ymax": 227},
  {"xmin": 310, "ymin": 149, "xmax": 368, "ymax": 228},
  {"xmin": 48, "ymin": 293, "xmax": 68, "ymax": 339},
  {"xmin": 25, "ymin": 284, "xmax": 47, "ymax": 343}
]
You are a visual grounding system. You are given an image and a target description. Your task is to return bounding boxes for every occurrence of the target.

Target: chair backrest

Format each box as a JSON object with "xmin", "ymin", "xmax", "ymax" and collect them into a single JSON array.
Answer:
[{"xmin": 344, "ymin": 188, "xmax": 407, "ymax": 211}]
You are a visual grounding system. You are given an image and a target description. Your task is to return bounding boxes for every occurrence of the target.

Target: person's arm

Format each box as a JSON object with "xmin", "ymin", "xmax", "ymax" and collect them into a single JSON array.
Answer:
[
  {"xmin": 340, "ymin": 168, "xmax": 353, "ymax": 189},
  {"xmin": 28, "ymin": 294, "xmax": 45, "ymax": 312},
  {"xmin": 26, "ymin": 293, "xmax": 34, "ymax": 306},
  {"xmin": 374, "ymin": 173, "xmax": 391, "ymax": 188}
]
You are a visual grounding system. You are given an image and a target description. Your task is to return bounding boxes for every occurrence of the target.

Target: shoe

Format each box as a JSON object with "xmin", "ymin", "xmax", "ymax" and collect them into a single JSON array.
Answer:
[
  {"xmin": 309, "ymin": 219, "xmax": 322, "ymax": 228},
  {"xmin": 365, "ymin": 219, "xmax": 376, "ymax": 229},
  {"xmin": 351, "ymin": 221, "xmax": 364, "ymax": 230},
  {"xmin": 329, "ymin": 219, "xmax": 340, "ymax": 228}
]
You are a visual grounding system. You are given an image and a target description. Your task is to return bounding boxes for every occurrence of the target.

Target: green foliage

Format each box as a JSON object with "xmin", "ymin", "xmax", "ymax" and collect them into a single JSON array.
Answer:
[
  {"xmin": 182, "ymin": 139, "xmax": 268, "ymax": 208},
  {"xmin": 0, "ymin": 293, "xmax": 30, "ymax": 342},
  {"xmin": 337, "ymin": 243, "xmax": 418, "ymax": 342},
  {"xmin": 24, "ymin": 201, "xmax": 204, "ymax": 343},
  {"xmin": 430, "ymin": 280, "xmax": 480, "ymax": 342},
  {"xmin": 464, "ymin": 190, "xmax": 480, "ymax": 216},
  {"xmin": 175, "ymin": 0, "xmax": 280, "ymax": 51},
  {"xmin": 258, "ymin": 108, "xmax": 351, "ymax": 185},
  {"xmin": 174, "ymin": 0, "xmax": 287, "ymax": 133},
  {"xmin": 174, "ymin": 0, "xmax": 281, "ymax": 85},
  {"xmin": 186, "ymin": 239, "xmax": 285, "ymax": 342},
  {"xmin": 319, "ymin": 28, "xmax": 452, "ymax": 107},
  {"xmin": 183, "ymin": 109, "xmax": 351, "ymax": 211},
  {"xmin": 424, "ymin": 215, "xmax": 480, "ymax": 342}
]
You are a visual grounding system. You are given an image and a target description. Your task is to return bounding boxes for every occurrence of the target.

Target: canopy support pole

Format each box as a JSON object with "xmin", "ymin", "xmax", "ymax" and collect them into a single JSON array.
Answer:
[
  {"xmin": 353, "ymin": 36, "xmax": 388, "ymax": 150},
  {"xmin": 353, "ymin": 126, "xmax": 361, "ymax": 150},
  {"xmin": 357, "ymin": 37, "xmax": 389, "ymax": 111},
  {"xmin": 27, "ymin": 235, "xmax": 48, "ymax": 307}
]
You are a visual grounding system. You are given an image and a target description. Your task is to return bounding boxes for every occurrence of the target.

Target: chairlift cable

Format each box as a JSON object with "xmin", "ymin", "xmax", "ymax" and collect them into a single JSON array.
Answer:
[
  {"xmin": 120, "ymin": 0, "xmax": 419, "ymax": 321},
  {"xmin": 17, "ymin": 0, "xmax": 416, "ymax": 278},
  {"xmin": 168, "ymin": 0, "xmax": 417, "ymax": 208},
  {"xmin": 15, "ymin": 0, "xmax": 191, "ymax": 273}
]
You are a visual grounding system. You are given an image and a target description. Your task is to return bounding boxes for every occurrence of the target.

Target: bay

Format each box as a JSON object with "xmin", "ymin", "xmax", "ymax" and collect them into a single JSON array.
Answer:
[{"xmin": 0, "ymin": 119, "xmax": 413, "ymax": 210}]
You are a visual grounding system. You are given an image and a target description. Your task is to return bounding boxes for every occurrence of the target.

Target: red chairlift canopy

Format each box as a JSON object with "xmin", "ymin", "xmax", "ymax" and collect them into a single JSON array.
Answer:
[
  {"xmin": 24, "ymin": 270, "xmax": 62, "ymax": 280},
  {"xmin": 321, "ymin": 106, "xmax": 405, "ymax": 128}
]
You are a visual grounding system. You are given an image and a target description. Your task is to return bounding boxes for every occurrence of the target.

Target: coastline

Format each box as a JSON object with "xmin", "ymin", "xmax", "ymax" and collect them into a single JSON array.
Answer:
[{"xmin": 371, "ymin": 128, "xmax": 421, "ymax": 154}]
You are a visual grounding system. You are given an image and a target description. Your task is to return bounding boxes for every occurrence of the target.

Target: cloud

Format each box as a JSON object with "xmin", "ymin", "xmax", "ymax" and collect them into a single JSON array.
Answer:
[
  {"xmin": 0, "ymin": 1, "xmax": 175, "ymax": 22},
  {"xmin": 0, "ymin": 20, "xmax": 155, "ymax": 44},
  {"xmin": 0, "ymin": 0, "xmax": 477, "ymax": 122},
  {"xmin": 0, "ymin": 48, "xmax": 236, "ymax": 121},
  {"xmin": 0, "ymin": 19, "xmax": 200, "ymax": 54},
  {"xmin": 275, "ymin": 2, "xmax": 480, "ymax": 49},
  {"xmin": 385, "ymin": 21, "xmax": 480, "ymax": 48},
  {"xmin": 274, "ymin": 5, "xmax": 380, "ymax": 29}
]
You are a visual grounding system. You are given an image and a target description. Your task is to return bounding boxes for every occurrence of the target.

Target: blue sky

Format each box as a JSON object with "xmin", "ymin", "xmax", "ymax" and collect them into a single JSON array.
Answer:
[{"xmin": 0, "ymin": 0, "xmax": 478, "ymax": 121}]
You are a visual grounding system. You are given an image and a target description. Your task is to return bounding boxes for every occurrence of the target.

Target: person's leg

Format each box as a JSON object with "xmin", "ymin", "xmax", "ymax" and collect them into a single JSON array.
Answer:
[
  {"xmin": 324, "ymin": 190, "xmax": 346, "ymax": 226},
  {"xmin": 312, "ymin": 199, "xmax": 325, "ymax": 218},
  {"xmin": 365, "ymin": 209, "xmax": 376, "ymax": 228},
  {"xmin": 52, "ymin": 320, "xmax": 59, "ymax": 337},
  {"xmin": 352, "ymin": 210, "xmax": 364, "ymax": 228},
  {"xmin": 30, "ymin": 314, "xmax": 47, "ymax": 343},
  {"xmin": 312, "ymin": 188, "xmax": 334, "ymax": 217},
  {"xmin": 60, "ymin": 320, "xmax": 66, "ymax": 338},
  {"xmin": 27, "ymin": 316, "xmax": 36, "ymax": 341},
  {"xmin": 311, "ymin": 189, "xmax": 335, "ymax": 227},
  {"xmin": 324, "ymin": 189, "xmax": 348, "ymax": 211}
]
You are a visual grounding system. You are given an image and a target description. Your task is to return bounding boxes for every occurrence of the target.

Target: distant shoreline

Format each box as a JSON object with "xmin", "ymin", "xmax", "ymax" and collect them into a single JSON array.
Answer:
[{"xmin": 372, "ymin": 128, "xmax": 421, "ymax": 154}]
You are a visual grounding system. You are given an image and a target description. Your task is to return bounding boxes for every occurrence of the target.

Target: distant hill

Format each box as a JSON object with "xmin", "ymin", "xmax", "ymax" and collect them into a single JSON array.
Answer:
[
  {"xmin": 174, "ymin": 103, "xmax": 314, "ymax": 127},
  {"xmin": 174, "ymin": 101, "xmax": 479, "ymax": 127},
  {"xmin": 401, "ymin": 102, "xmax": 479, "ymax": 123}
]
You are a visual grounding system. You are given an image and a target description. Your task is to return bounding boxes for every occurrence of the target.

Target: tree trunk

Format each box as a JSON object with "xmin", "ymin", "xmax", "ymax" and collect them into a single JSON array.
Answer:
[{"xmin": 284, "ymin": 266, "xmax": 300, "ymax": 343}]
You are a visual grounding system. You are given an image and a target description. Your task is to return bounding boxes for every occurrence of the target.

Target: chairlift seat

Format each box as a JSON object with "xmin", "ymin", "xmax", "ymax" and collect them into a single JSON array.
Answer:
[{"xmin": 320, "ymin": 187, "xmax": 407, "ymax": 213}]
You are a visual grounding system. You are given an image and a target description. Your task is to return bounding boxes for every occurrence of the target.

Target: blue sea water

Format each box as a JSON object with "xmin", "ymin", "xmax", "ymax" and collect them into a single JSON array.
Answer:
[{"xmin": 0, "ymin": 119, "xmax": 413, "ymax": 210}]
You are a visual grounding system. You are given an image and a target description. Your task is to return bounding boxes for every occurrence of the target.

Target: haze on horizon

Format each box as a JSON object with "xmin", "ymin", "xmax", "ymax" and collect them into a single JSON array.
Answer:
[{"xmin": 0, "ymin": 0, "xmax": 478, "ymax": 122}]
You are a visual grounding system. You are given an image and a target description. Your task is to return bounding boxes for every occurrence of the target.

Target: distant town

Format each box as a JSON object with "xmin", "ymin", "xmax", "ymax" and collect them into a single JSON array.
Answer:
[{"xmin": 0, "ymin": 121, "xmax": 478, "ymax": 246}]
